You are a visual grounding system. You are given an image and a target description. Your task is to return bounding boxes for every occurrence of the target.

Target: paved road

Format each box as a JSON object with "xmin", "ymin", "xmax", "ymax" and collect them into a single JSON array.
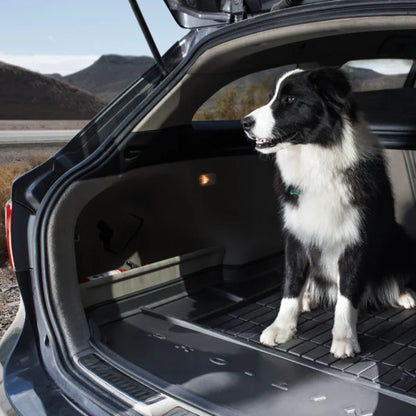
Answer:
[{"xmin": 0, "ymin": 130, "xmax": 79, "ymax": 146}]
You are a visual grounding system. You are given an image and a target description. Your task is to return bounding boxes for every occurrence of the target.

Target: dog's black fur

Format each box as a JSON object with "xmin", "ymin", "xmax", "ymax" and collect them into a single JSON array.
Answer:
[{"xmin": 242, "ymin": 68, "xmax": 416, "ymax": 357}]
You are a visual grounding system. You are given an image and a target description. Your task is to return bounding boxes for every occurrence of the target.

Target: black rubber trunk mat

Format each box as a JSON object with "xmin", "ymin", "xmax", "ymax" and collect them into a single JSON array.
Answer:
[
  {"xmin": 93, "ymin": 289, "xmax": 416, "ymax": 415},
  {"xmin": 199, "ymin": 290, "xmax": 416, "ymax": 395},
  {"xmin": 95, "ymin": 302, "xmax": 416, "ymax": 416},
  {"xmin": 90, "ymin": 256, "xmax": 416, "ymax": 414}
]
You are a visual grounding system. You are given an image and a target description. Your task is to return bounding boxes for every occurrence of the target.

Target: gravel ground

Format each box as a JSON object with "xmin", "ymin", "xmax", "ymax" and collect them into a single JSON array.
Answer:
[
  {"xmin": 0, "ymin": 120, "xmax": 88, "ymax": 130},
  {"xmin": 0, "ymin": 265, "xmax": 20, "ymax": 339},
  {"xmin": 0, "ymin": 145, "xmax": 60, "ymax": 165}
]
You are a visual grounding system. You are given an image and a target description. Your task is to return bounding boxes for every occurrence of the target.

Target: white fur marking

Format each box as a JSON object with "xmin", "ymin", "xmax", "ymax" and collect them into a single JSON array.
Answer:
[
  {"xmin": 277, "ymin": 129, "xmax": 362, "ymax": 250},
  {"xmin": 247, "ymin": 69, "xmax": 303, "ymax": 147},
  {"xmin": 270, "ymin": 68, "xmax": 304, "ymax": 103},
  {"xmin": 330, "ymin": 295, "xmax": 360, "ymax": 358},
  {"xmin": 260, "ymin": 297, "xmax": 299, "ymax": 346}
]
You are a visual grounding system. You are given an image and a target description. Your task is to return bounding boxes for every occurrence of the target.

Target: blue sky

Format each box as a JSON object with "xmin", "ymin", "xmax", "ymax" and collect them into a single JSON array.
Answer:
[
  {"xmin": 0, "ymin": 1, "xmax": 411, "ymax": 77},
  {"xmin": 0, "ymin": 0, "xmax": 188, "ymax": 75}
]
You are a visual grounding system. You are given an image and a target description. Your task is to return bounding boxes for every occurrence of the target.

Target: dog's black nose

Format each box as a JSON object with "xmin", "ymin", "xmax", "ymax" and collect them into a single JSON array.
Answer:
[{"xmin": 241, "ymin": 116, "xmax": 254, "ymax": 131}]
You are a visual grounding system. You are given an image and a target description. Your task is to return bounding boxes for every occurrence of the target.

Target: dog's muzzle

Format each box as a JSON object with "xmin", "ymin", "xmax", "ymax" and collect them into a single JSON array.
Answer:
[{"xmin": 241, "ymin": 116, "xmax": 281, "ymax": 149}]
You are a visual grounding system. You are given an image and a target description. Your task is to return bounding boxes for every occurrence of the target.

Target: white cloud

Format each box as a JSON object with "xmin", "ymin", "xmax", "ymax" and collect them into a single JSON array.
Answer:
[{"xmin": 0, "ymin": 53, "xmax": 99, "ymax": 76}]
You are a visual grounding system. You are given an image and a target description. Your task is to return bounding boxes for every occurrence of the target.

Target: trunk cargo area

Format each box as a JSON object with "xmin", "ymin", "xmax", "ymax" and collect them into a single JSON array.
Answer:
[{"xmin": 87, "ymin": 252, "xmax": 416, "ymax": 415}]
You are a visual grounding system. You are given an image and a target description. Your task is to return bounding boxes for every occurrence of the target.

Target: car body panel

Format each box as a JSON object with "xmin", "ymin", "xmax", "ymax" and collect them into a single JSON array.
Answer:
[{"xmin": 5, "ymin": 1, "xmax": 416, "ymax": 414}]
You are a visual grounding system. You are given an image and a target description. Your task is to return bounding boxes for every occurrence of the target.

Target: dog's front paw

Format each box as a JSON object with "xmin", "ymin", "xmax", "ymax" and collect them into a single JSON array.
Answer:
[
  {"xmin": 330, "ymin": 337, "xmax": 360, "ymax": 359},
  {"xmin": 260, "ymin": 324, "xmax": 295, "ymax": 346}
]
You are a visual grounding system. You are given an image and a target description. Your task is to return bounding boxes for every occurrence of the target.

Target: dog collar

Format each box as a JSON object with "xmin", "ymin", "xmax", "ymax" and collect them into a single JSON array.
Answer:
[{"xmin": 289, "ymin": 188, "xmax": 300, "ymax": 196}]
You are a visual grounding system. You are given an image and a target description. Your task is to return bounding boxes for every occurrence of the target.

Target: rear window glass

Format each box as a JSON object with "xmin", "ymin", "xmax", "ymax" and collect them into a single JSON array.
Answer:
[
  {"xmin": 193, "ymin": 65, "xmax": 295, "ymax": 121},
  {"xmin": 193, "ymin": 59, "xmax": 413, "ymax": 121},
  {"xmin": 342, "ymin": 59, "xmax": 413, "ymax": 92}
]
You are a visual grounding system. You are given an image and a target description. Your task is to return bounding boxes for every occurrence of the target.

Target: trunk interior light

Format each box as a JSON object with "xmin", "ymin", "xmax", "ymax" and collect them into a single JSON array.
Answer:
[
  {"xmin": 199, "ymin": 173, "xmax": 216, "ymax": 187},
  {"xmin": 5, "ymin": 200, "xmax": 15, "ymax": 270}
]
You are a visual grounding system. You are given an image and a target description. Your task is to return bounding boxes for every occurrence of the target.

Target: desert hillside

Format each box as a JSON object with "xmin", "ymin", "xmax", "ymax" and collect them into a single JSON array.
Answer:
[
  {"xmin": 53, "ymin": 54, "xmax": 155, "ymax": 102},
  {"xmin": 0, "ymin": 62, "xmax": 106, "ymax": 119}
]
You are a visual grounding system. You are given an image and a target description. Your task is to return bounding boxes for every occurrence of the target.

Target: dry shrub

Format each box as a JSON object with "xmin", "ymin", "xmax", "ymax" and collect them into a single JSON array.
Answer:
[
  {"xmin": 0, "ymin": 157, "xmax": 47, "ymax": 263},
  {"xmin": 193, "ymin": 73, "xmax": 275, "ymax": 121}
]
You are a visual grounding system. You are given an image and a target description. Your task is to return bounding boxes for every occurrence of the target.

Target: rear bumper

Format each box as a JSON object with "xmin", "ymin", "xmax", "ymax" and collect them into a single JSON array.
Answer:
[{"xmin": 0, "ymin": 305, "xmax": 85, "ymax": 416}]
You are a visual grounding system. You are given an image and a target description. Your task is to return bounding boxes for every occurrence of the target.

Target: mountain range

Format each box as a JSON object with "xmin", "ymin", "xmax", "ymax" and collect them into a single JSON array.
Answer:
[
  {"xmin": 49, "ymin": 54, "xmax": 155, "ymax": 102},
  {"xmin": 0, "ymin": 55, "xmax": 155, "ymax": 120}
]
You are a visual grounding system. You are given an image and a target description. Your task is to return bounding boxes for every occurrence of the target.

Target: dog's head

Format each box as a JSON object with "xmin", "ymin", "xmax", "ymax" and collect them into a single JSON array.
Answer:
[{"xmin": 241, "ymin": 68, "xmax": 356, "ymax": 154}]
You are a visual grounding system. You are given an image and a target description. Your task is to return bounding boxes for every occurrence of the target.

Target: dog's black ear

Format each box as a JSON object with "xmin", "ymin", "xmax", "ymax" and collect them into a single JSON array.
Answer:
[{"xmin": 308, "ymin": 68, "xmax": 353, "ymax": 113}]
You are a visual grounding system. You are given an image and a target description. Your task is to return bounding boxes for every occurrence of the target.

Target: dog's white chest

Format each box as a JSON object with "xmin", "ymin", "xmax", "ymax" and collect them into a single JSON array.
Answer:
[
  {"xmin": 276, "ymin": 144, "xmax": 361, "ymax": 249},
  {"xmin": 284, "ymin": 189, "xmax": 360, "ymax": 249}
]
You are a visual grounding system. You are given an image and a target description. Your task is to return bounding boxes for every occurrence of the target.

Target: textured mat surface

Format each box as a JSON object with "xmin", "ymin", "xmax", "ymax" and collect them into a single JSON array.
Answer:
[{"xmin": 200, "ymin": 290, "xmax": 416, "ymax": 396}]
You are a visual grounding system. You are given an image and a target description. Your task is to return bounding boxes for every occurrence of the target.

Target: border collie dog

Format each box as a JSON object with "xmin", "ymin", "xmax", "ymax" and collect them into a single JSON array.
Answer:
[{"xmin": 241, "ymin": 68, "xmax": 416, "ymax": 358}]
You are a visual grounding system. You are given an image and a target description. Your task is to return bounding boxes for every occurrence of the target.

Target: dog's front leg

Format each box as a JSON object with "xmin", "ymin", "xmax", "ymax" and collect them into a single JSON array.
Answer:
[
  {"xmin": 330, "ymin": 247, "xmax": 362, "ymax": 358},
  {"xmin": 260, "ymin": 235, "xmax": 309, "ymax": 346},
  {"xmin": 331, "ymin": 294, "xmax": 360, "ymax": 358}
]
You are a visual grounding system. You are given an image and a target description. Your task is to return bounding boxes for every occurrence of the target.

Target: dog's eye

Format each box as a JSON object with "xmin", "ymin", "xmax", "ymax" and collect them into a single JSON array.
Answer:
[{"xmin": 284, "ymin": 96, "xmax": 296, "ymax": 104}]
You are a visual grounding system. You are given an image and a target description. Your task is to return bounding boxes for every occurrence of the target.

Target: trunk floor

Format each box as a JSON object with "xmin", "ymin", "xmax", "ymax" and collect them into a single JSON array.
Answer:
[
  {"xmin": 199, "ymin": 290, "xmax": 416, "ymax": 395},
  {"xmin": 95, "ymin": 286, "xmax": 416, "ymax": 404}
]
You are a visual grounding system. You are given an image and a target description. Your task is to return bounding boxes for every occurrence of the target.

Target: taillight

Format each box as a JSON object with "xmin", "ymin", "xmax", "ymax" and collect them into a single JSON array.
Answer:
[{"xmin": 5, "ymin": 200, "xmax": 15, "ymax": 270}]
